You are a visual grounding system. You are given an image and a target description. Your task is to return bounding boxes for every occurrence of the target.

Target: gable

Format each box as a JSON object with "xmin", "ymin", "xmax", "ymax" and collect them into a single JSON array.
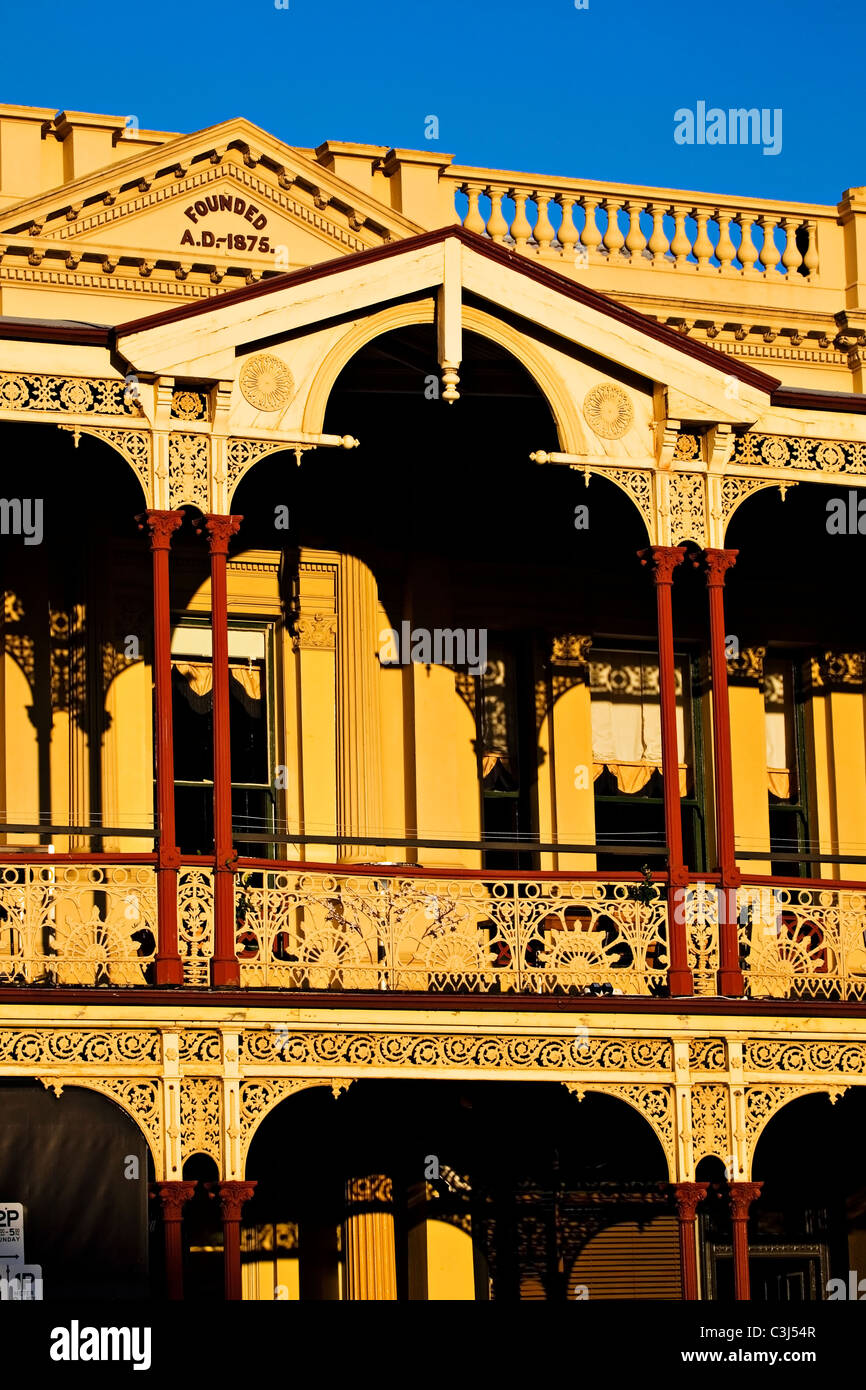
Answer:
[
  {"xmin": 38, "ymin": 157, "xmax": 375, "ymax": 268},
  {"xmin": 0, "ymin": 119, "xmax": 425, "ymax": 275}
]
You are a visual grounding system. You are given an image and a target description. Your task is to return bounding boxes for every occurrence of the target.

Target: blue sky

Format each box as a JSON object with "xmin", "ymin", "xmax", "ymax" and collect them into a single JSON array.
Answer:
[{"xmin": 1, "ymin": 0, "xmax": 862, "ymax": 204}]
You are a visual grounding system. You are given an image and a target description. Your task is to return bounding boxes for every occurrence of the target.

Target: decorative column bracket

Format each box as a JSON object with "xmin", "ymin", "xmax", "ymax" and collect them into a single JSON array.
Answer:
[
  {"xmin": 150, "ymin": 1180, "xmax": 197, "ymax": 1300},
  {"xmin": 671, "ymin": 1181, "xmax": 709, "ymax": 1300},
  {"xmin": 728, "ymin": 1180, "xmax": 763, "ymax": 1302},
  {"xmin": 207, "ymin": 1180, "xmax": 257, "ymax": 1302}
]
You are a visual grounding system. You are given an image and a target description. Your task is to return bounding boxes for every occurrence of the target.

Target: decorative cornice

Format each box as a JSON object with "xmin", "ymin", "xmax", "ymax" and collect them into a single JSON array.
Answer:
[
  {"xmin": 732, "ymin": 433, "xmax": 866, "ymax": 477},
  {"xmin": 549, "ymin": 633, "xmax": 592, "ymax": 668},
  {"xmin": 808, "ymin": 649, "xmax": 866, "ymax": 691},
  {"xmin": 726, "ymin": 644, "xmax": 766, "ymax": 684},
  {"xmin": 292, "ymin": 613, "xmax": 338, "ymax": 651}
]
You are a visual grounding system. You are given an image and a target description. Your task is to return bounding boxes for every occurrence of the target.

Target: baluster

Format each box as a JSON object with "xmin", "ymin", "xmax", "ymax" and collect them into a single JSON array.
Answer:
[
  {"xmin": 737, "ymin": 215, "xmax": 758, "ymax": 271},
  {"xmin": 602, "ymin": 198, "xmax": 625, "ymax": 257},
  {"xmin": 647, "ymin": 203, "xmax": 670, "ymax": 263},
  {"xmin": 780, "ymin": 217, "xmax": 803, "ymax": 277},
  {"xmin": 670, "ymin": 204, "xmax": 691, "ymax": 266},
  {"xmin": 625, "ymin": 200, "xmax": 647, "ymax": 259},
  {"xmin": 510, "ymin": 189, "xmax": 533, "ymax": 249},
  {"xmin": 716, "ymin": 210, "xmax": 736, "ymax": 270},
  {"xmin": 462, "ymin": 183, "xmax": 485, "ymax": 236},
  {"xmin": 485, "ymin": 185, "xmax": 509, "ymax": 243},
  {"xmin": 556, "ymin": 194, "xmax": 579, "ymax": 254},
  {"xmin": 758, "ymin": 215, "xmax": 780, "ymax": 274},
  {"xmin": 692, "ymin": 208, "xmax": 714, "ymax": 270},
  {"xmin": 802, "ymin": 219, "xmax": 819, "ymax": 277},
  {"xmin": 533, "ymin": 193, "xmax": 555, "ymax": 251},
  {"xmin": 580, "ymin": 197, "xmax": 603, "ymax": 258}
]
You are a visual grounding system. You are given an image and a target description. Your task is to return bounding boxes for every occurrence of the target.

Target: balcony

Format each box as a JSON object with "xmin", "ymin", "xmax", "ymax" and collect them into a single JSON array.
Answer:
[
  {"xmin": 444, "ymin": 167, "xmax": 853, "ymax": 317},
  {"xmin": 2, "ymin": 854, "xmax": 865, "ymax": 1002}
]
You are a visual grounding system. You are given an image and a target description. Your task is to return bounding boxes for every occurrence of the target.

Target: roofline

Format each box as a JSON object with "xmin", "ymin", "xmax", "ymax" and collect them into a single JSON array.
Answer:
[
  {"xmin": 771, "ymin": 385, "xmax": 866, "ymax": 415},
  {"xmin": 0, "ymin": 321, "xmax": 110, "ymax": 346},
  {"xmin": 7, "ymin": 226, "xmax": 866, "ymax": 414},
  {"xmin": 112, "ymin": 224, "xmax": 781, "ymax": 393}
]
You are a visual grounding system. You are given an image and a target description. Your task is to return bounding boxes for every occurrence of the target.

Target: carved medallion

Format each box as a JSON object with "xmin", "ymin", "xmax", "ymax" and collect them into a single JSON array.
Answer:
[
  {"xmin": 239, "ymin": 354, "xmax": 294, "ymax": 412},
  {"xmin": 582, "ymin": 383, "xmax": 634, "ymax": 439}
]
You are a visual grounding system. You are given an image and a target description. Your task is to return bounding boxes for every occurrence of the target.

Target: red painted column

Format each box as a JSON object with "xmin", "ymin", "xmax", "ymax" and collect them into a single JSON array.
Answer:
[
  {"xmin": 138, "ymin": 510, "xmax": 185, "ymax": 986},
  {"xmin": 209, "ymin": 1180, "xmax": 257, "ymax": 1301},
  {"xmin": 150, "ymin": 1180, "xmax": 197, "ymax": 1300},
  {"xmin": 198, "ymin": 514, "xmax": 242, "ymax": 987},
  {"xmin": 728, "ymin": 1181, "xmax": 762, "ymax": 1301},
  {"xmin": 699, "ymin": 549, "xmax": 745, "ymax": 996},
  {"xmin": 671, "ymin": 1182, "xmax": 709, "ymax": 1299},
  {"xmin": 638, "ymin": 546, "xmax": 692, "ymax": 995}
]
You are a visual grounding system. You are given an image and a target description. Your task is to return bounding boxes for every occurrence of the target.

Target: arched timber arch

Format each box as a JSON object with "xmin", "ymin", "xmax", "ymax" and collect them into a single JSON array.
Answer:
[
  {"xmin": 56, "ymin": 424, "xmax": 152, "ymax": 508},
  {"xmin": 41, "ymin": 1076, "xmax": 162, "ymax": 1178},
  {"xmin": 744, "ymin": 1082, "xmax": 853, "ymax": 1178},
  {"xmin": 240, "ymin": 1077, "xmax": 353, "ymax": 1174},
  {"xmin": 563, "ymin": 1082, "xmax": 676, "ymax": 1180},
  {"xmin": 301, "ymin": 299, "xmax": 590, "ymax": 457}
]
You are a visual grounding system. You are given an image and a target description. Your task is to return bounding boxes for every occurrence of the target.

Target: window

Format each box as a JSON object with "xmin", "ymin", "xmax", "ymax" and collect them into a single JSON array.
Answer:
[
  {"xmin": 589, "ymin": 649, "xmax": 705, "ymax": 872},
  {"xmin": 170, "ymin": 625, "xmax": 274, "ymax": 858},
  {"xmin": 763, "ymin": 658, "xmax": 810, "ymax": 876},
  {"xmin": 474, "ymin": 637, "xmax": 538, "ymax": 869}
]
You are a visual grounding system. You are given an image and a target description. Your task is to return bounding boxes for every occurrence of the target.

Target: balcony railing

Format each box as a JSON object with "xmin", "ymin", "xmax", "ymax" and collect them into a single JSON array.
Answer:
[
  {"xmin": 447, "ymin": 167, "xmax": 834, "ymax": 286},
  {"xmin": 1, "ymin": 856, "xmax": 865, "ymax": 1001},
  {"xmin": 737, "ymin": 882, "xmax": 866, "ymax": 1002},
  {"xmin": 233, "ymin": 867, "xmax": 669, "ymax": 995},
  {"xmin": 0, "ymin": 857, "xmax": 157, "ymax": 986}
]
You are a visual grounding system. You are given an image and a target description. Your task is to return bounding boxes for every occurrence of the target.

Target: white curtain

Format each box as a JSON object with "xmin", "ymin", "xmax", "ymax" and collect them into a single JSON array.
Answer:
[
  {"xmin": 173, "ymin": 661, "xmax": 263, "ymax": 717},
  {"xmin": 763, "ymin": 666, "xmax": 791, "ymax": 799},
  {"xmin": 590, "ymin": 657, "xmax": 690, "ymax": 796}
]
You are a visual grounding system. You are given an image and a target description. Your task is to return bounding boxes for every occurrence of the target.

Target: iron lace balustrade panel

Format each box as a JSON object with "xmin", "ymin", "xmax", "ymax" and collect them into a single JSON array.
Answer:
[
  {"xmin": 737, "ymin": 882, "xmax": 866, "ymax": 1002},
  {"xmin": 0, "ymin": 858, "xmax": 157, "ymax": 986},
  {"xmin": 232, "ymin": 866, "xmax": 670, "ymax": 996}
]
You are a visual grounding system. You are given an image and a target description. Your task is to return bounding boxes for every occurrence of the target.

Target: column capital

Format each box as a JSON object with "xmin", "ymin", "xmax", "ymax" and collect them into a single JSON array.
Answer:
[
  {"xmin": 197, "ymin": 513, "xmax": 242, "ymax": 555},
  {"xmin": 150, "ymin": 1180, "xmax": 198, "ymax": 1220},
  {"xmin": 670, "ymin": 1181, "xmax": 710, "ymax": 1221},
  {"xmin": 637, "ymin": 545, "xmax": 687, "ymax": 585},
  {"xmin": 207, "ymin": 1179, "xmax": 256, "ymax": 1221},
  {"xmin": 698, "ymin": 548, "xmax": 739, "ymax": 587},
  {"xmin": 137, "ymin": 509, "xmax": 184, "ymax": 550},
  {"xmin": 728, "ymin": 1180, "xmax": 762, "ymax": 1220}
]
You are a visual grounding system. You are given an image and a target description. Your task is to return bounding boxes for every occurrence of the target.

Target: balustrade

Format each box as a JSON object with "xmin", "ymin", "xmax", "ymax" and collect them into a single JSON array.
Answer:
[
  {"xmin": 232, "ymin": 867, "xmax": 669, "ymax": 995},
  {"xmin": 737, "ymin": 882, "xmax": 866, "ymax": 1002},
  {"xmin": 2, "ymin": 855, "xmax": 864, "ymax": 1001},
  {"xmin": 0, "ymin": 858, "xmax": 157, "ymax": 986},
  {"xmin": 451, "ymin": 173, "xmax": 827, "ymax": 280}
]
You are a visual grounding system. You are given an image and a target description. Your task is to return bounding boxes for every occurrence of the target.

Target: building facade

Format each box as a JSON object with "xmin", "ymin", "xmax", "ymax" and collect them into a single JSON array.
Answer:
[{"xmin": 1, "ymin": 104, "xmax": 866, "ymax": 1302}]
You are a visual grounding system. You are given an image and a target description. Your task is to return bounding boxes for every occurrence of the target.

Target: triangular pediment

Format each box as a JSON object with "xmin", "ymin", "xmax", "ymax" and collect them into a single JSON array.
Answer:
[
  {"xmin": 0, "ymin": 118, "xmax": 424, "ymax": 269},
  {"xmin": 116, "ymin": 227, "xmax": 778, "ymax": 449}
]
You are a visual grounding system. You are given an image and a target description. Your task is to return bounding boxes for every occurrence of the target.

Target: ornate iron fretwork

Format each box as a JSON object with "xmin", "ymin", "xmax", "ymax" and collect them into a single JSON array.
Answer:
[
  {"xmin": 0, "ymin": 372, "xmax": 130, "ymax": 416},
  {"xmin": 731, "ymin": 433, "xmax": 866, "ymax": 475}
]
